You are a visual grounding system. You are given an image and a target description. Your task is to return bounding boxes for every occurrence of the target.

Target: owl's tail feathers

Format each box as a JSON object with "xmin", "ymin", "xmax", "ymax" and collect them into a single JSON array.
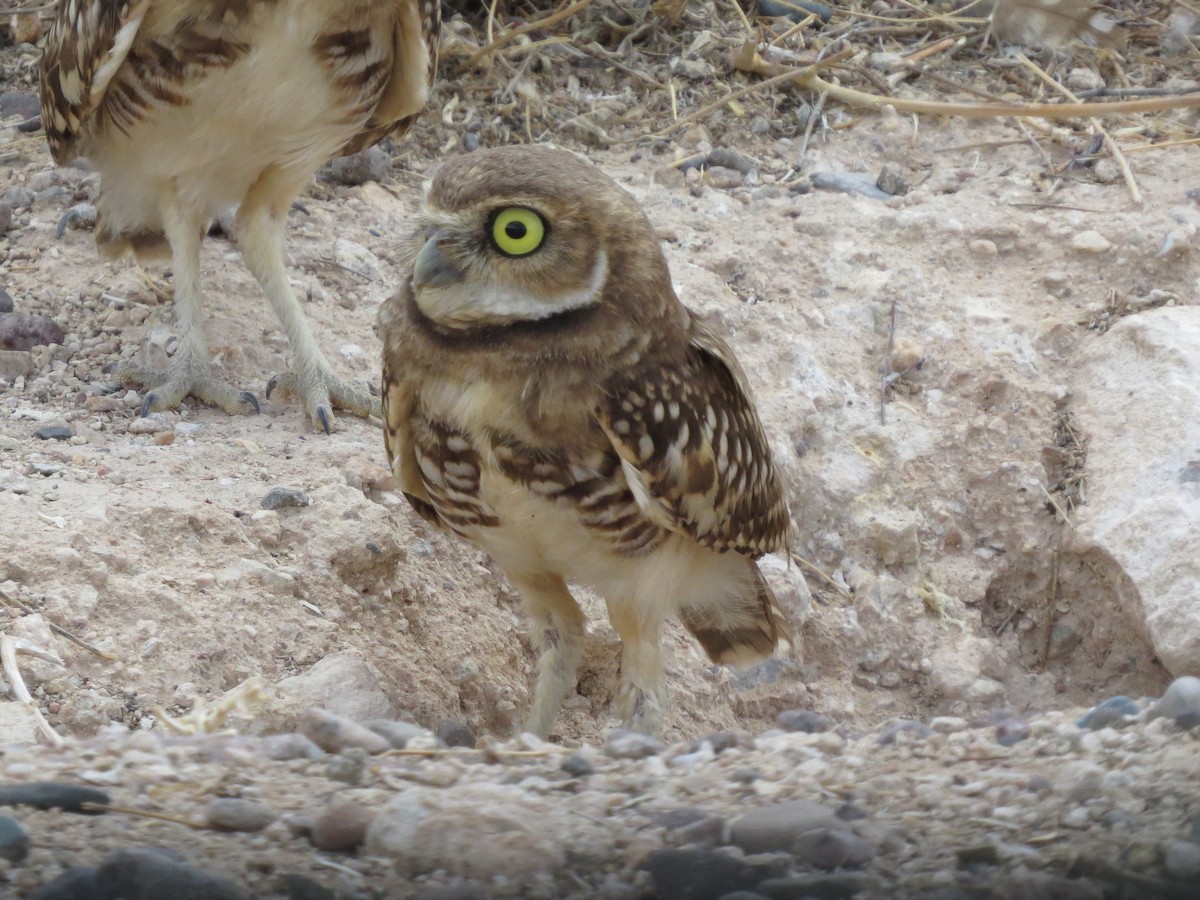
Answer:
[{"xmin": 681, "ymin": 560, "xmax": 791, "ymax": 667}]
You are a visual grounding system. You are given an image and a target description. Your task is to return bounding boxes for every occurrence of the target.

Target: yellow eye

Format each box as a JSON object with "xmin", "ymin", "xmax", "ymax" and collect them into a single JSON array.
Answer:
[{"xmin": 491, "ymin": 207, "xmax": 547, "ymax": 257}]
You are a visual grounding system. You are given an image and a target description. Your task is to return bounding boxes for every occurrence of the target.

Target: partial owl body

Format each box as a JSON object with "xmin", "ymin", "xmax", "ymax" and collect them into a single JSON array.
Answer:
[
  {"xmin": 46, "ymin": 0, "xmax": 430, "ymax": 257},
  {"xmin": 40, "ymin": 0, "xmax": 438, "ymax": 430},
  {"xmin": 381, "ymin": 146, "xmax": 792, "ymax": 737}
]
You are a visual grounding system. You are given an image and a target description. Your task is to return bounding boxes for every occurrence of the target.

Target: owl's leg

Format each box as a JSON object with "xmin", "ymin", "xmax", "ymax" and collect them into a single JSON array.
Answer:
[
  {"xmin": 514, "ymin": 573, "xmax": 586, "ymax": 739},
  {"xmin": 236, "ymin": 165, "xmax": 380, "ymax": 434},
  {"xmin": 117, "ymin": 199, "xmax": 258, "ymax": 417},
  {"xmin": 605, "ymin": 598, "xmax": 667, "ymax": 736}
]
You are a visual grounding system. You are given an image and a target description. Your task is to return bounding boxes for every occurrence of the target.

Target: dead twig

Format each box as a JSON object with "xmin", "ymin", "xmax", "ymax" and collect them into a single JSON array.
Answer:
[
  {"xmin": 0, "ymin": 587, "xmax": 118, "ymax": 660},
  {"xmin": 465, "ymin": 0, "xmax": 596, "ymax": 68},
  {"xmin": 0, "ymin": 635, "xmax": 64, "ymax": 747}
]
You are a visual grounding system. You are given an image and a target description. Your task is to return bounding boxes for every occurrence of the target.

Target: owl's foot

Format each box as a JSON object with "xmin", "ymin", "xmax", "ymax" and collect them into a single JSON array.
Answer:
[
  {"xmin": 265, "ymin": 368, "xmax": 381, "ymax": 434},
  {"xmin": 117, "ymin": 360, "xmax": 259, "ymax": 418},
  {"xmin": 617, "ymin": 682, "xmax": 665, "ymax": 737}
]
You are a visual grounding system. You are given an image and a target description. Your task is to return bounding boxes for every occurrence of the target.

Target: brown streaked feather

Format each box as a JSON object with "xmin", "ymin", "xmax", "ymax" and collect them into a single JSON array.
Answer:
[
  {"xmin": 681, "ymin": 565, "xmax": 791, "ymax": 666},
  {"xmin": 39, "ymin": 0, "xmax": 149, "ymax": 163},
  {"xmin": 597, "ymin": 312, "xmax": 791, "ymax": 558}
]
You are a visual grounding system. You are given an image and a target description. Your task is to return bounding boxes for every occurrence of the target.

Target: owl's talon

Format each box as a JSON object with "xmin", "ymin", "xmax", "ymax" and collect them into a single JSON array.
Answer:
[
  {"xmin": 139, "ymin": 393, "xmax": 157, "ymax": 417},
  {"xmin": 240, "ymin": 391, "xmax": 261, "ymax": 415},
  {"xmin": 265, "ymin": 368, "xmax": 379, "ymax": 433}
]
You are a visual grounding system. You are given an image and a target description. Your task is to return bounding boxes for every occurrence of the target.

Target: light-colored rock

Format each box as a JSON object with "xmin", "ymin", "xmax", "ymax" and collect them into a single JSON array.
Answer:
[
  {"xmin": 0, "ymin": 702, "xmax": 44, "ymax": 746},
  {"xmin": 1070, "ymin": 230, "xmax": 1112, "ymax": 254},
  {"xmin": 364, "ymin": 783, "xmax": 611, "ymax": 879},
  {"xmin": 1068, "ymin": 308, "xmax": 1200, "ymax": 676},
  {"xmin": 273, "ymin": 652, "xmax": 396, "ymax": 727}
]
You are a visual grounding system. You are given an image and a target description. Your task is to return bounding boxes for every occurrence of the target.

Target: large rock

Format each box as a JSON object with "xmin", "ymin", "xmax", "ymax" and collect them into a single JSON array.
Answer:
[{"xmin": 1069, "ymin": 307, "xmax": 1200, "ymax": 676}]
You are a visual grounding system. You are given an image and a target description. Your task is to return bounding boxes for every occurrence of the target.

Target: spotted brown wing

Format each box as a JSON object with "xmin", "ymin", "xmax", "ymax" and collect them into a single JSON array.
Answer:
[
  {"xmin": 597, "ymin": 314, "xmax": 790, "ymax": 558},
  {"xmin": 39, "ymin": 0, "xmax": 149, "ymax": 163}
]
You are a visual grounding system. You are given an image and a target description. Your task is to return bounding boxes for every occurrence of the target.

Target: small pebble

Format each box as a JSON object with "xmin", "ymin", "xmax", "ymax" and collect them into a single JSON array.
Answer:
[
  {"xmin": 793, "ymin": 827, "xmax": 876, "ymax": 870},
  {"xmin": 606, "ymin": 729, "xmax": 666, "ymax": 759},
  {"xmin": 277, "ymin": 874, "xmax": 336, "ymax": 900},
  {"xmin": 0, "ymin": 815, "xmax": 29, "ymax": 862},
  {"xmin": 324, "ymin": 146, "xmax": 389, "ymax": 186},
  {"xmin": 310, "ymin": 798, "xmax": 375, "ymax": 852},
  {"xmin": 644, "ymin": 848, "xmax": 760, "ymax": 900},
  {"xmin": 877, "ymin": 719, "xmax": 933, "ymax": 745},
  {"xmin": 94, "ymin": 847, "xmax": 246, "ymax": 900},
  {"xmin": 0, "ymin": 287, "xmax": 12, "ymax": 314},
  {"xmin": 1165, "ymin": 839, "xmax": 1200, "ymax": 879},
  {"xmin": 995, "ymin": 718, "xmax": 1031, "ymax": 746},
  {"xmin": 33, "ymin": 425, "xmax": 73, "ymax": 441},
  {"xmin": 876, "ymin": 162, "xmax": 910, "ymax": 196},
  {"xmin": 261, "ymin": 487, "xmax": 311, "ymax": 510},
  {"xmin": 204, "ymin": 798, "xmax": 277, "ymax": 833},
  {"xmin": 730, "ymin": 800, "xmax": 839, "ymax": 854},
  {"xmin": 24, "ymin": 867, "xmax": 100, "ymax": 900},
  {"xmin": 968, "ymin": 238, "xmax": 998, "ymax": 257},
  {"xmin": 1076, "ymin": 695, "xmax": 1139, "ymax": 730},
  {"xmin": 1071, "ymin": 230, "xmax": 1112, "ymax": 254},
  {"xmin": 956, "ymin": 843, "xmax": 1002, "ymax": 867},
  {"xmin": 435, "ymin": 719, "xmax": 476, "ymax": 749},
  {"xmin": 366, "ymin": 719, "xmax": 432, "ymax": 749},
  {"xmin": 0, "ymin": 204, "xmax": 11, "ymax": 236},
  {"xmin": 776, "ymin": 709, "xmax": 831, "ymax": 733},
  {"xmin": 299, "ymin": 707, "xmax": 389, "ymax": 755},
  {"xmin": 325, "ymin": 748, "xmax": 368, "ymax": 785},
  {"xmin": 0, "ymin": 312, "xmax": 66, "ymax": 351},
  {"xmin": 257, "ymin": 733, "xmax": 324, "ymax": 761},
  {"xmin": 1156, "ymin": 675, "xmax": 1200, "ymax": 728},
  {"xmin": 0, "ymin": 782, "xmax": 109, "ymax": 814},
  {"xmin": 561, "ymin": 754, "xmax": 595, "ymax": 778}
]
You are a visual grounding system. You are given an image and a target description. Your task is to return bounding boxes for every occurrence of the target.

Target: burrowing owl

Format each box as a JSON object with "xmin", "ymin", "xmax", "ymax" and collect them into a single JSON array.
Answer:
[
  {"xmin": 39, "ymin": 0, "xmax": 439, "ymax": 432},
  {"xmin": 380, "ymin": 145, "xmax": 792, "ymax": 737}
]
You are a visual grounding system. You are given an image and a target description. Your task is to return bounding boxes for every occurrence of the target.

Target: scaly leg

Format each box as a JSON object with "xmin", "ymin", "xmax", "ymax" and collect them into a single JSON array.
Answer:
[
  {"xmin": 117, "ymin": 197, "xmax": 258, "ymax": 417},
  {"xmin": 605, "ymin": 597, "xmax": 667, "ymax": 736},
  {"xmin": 513, "ymin": 573, "xmax": 586, "ymax": 739},
  {"xmin": 236, "ymin": 165, "xmax": 380, "ymax": 434}
]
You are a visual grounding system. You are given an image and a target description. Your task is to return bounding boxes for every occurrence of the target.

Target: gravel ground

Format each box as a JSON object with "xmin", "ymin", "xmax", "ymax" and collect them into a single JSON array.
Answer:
[{"xmin": 2, "ymin": 678, "xmax": 1199, "ymax": 899}]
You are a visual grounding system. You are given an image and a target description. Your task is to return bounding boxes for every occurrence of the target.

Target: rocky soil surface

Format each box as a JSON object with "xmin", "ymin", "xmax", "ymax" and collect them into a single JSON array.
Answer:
[{"xmin": 0, "ymin": 1, "xmax": 1199, "ymax": 896}]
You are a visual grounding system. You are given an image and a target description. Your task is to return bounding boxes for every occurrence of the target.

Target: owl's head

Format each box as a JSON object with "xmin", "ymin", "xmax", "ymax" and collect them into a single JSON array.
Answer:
[{"xmin": 406, "ymin": 145, "xmax": 673, "ymax": 333}]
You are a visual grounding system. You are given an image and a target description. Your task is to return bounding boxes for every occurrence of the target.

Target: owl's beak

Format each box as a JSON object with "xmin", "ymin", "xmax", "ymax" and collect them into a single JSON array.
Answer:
[{"xmin": 413, "ymin": 234, "xmax": 463, "ymax": 292}]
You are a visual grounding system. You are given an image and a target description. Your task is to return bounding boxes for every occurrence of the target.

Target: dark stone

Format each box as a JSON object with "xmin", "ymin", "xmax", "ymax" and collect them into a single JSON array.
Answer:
[
  {"xmin": 956, "ymin": 843, "xmax": 1003, "ymax": 867},
  {"xmin": 0, "ymin": 92, "xmax": 39, "ymax": 121},
  {"xmin": 755, "ymin": 0, "xmax": 832, "ymax": 22},
  {"xmin": 34, "ymin": 425, "xmax": 73, "ymax": 441},
  {"xmin": 95, "ymin": 847, "xmax": 246, "ymax": 900},
  {"xmin": 776, "ymin": 709, "xmax": 831, "ymax": 733},
  {"xmin": 24, "ymin": 868, "xmax": 102, "ymax": 900},
  {"xmin": 1076, "ymin": 696, "xmax": 1139, "ymax": 730},
  {"xmin": 561, "ymin": 754, "xmax": 594, "ymax": 777},
  {"xmin": 0, "ymin": 312, "xmax": 66, "ymax": 351},
  {"xmin": 1191, "ymin": 810, "xmax": 1200, "ymax": 843},
  {"xmin": 877, "ymin": 719, "xmax": 933, "ymax": 745},
  {"xmin": 1, "ymin": 187, "xmax": 31, "ymax": 209},
  {"xmin": 0, "ymin": 287, "xmax": 12, "ymax": 313},
  {"xmin": 0, "ymin": 782, "xmax": 109, "ymax": 814},
  {"xmin": 0, "ymin": 814, "xmax": 29, "ymax": 862},
  {"xmin": 995, "ymin": 718, "xmax": 1031, "ymax": 746},
  {"xmin": 324, "ymin": 147, "xmax": 389, "ymax": 186},
  {"xmin": 645, "ymin": 848, "xmax": 760, "ymax": 900},
  {"xmin": 755, "ymin": 874, "xmax": 869, "ymax": 899},
  {"xmin": 435, "ymin": 719, "xmax": 476, "ymax": 749},
  {"xmin": 834, "ymin": 802, "xmax": 870, "ymax": 822},
  {"xmin": 277, "ymin": 873, "xmax": 336, "ymax": 900},
  {"xmin": 260, "ymin": 487, "xmax": 311, "ymax": 510}
]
